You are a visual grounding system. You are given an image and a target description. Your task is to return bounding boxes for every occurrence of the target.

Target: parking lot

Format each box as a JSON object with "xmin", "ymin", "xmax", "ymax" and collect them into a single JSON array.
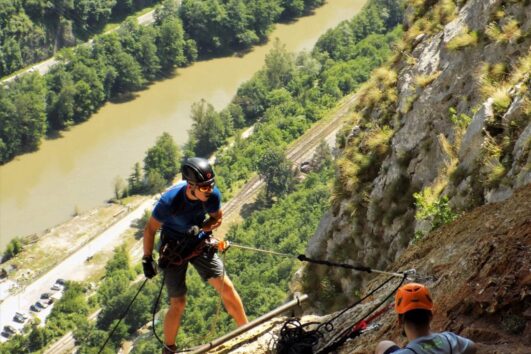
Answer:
[{"xmin": 0, "ymin": 279, "xmax": 64, "ymax": 341}]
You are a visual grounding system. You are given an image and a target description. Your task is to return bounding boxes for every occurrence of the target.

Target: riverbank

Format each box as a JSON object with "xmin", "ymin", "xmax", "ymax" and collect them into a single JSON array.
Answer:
[
  {"xmin": 0, "ymin": 0, "xmax": 366, "ymax": 249},
  {"xmin": 0, "ymin": 195, "xmax": 148, "ymax": 301}
]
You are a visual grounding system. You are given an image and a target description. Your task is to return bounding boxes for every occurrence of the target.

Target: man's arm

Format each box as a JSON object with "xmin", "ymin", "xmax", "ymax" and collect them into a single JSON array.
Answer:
[
  {"xmin": 202, "ymin": 210, "xmax": 222, "ymax": 232},
  {"xmin": 144, "ymin": 216, "xmax": 161, "ymax": 257}
]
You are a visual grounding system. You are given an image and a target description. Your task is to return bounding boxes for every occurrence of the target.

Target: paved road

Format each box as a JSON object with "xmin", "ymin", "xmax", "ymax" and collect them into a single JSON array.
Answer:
[
  {"xmin": 1, "ymin": 10, "xmax": 156, "ymax": 84},
  {"xmin": 0, "ymin": 198, "xmax": 156, "ymax": 339}
]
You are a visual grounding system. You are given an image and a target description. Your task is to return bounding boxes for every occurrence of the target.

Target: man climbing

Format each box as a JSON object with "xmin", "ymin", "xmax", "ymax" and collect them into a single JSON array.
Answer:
[
  {"xmin": 142, "ymin": 157, "xmax": 248, "ymax": 354},
  {"xmin": 375, "ymin": 283, "xmax": 477, "ymax": 354}
]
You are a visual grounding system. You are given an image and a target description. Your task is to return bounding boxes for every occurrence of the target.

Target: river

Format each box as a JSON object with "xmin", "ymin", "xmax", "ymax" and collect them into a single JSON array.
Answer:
[{"xmin": 0, "ymin": 0, "xmax": 365, "ymax": 249}]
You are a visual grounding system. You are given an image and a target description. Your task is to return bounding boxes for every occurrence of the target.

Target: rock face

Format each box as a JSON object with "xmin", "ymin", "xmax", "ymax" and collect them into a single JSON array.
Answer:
[
  {"xmin": 207, "ymin": 185, "xmax": 531, "ymax": 354},
  {"xmin": 201, "ymin": 2, "xmax": 530, "ymax": 352},
  {"xmin": 303, "ymin": 0, "xmax": 530, "ymax": 308}
]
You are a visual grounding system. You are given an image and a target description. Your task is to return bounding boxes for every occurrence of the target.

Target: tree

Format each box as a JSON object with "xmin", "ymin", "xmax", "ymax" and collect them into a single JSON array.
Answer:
[
  {"xmin": 179, "ymin": 0, "xmax": 228, "ymax": 53},
  {"xmin": 263, "ymin": 39, "xmax": 295, "ymax": 90},
  {"xmin": 225, "ymin": 0, "xmax": 258, "ymax": 48},
  {"xmin": 114, "ymin": 176, "xmax": 127, "ymax": 199},
  {"xmin": 46, "ymin": 67, "xmax": 76, "ymax": 129},
  {"xmin": 128, "ymin": 162, "xmax": 144, "ymax": 194},
  {"xmin": 257, "ymin": 147, "xmax": 294, "ymax": 199},
  {"xmin": 189, "ymin": 99, "xmax": 226, "ymax": 156},
  {"xmin": 145, "ymin": 170, "xmax": 167, "ymax": 193},
  {"xmin": 0, "ymin": 87, "xmax": 19, "ymax": 163},
  {"xmin": 154, "ymin": 0, "xmax": 180, "ymax": 23},
  {"xmin": 71, "ymin": 0, "xmax": 116, "ymax": 35},
  {"xmin": 113, "ymin": 51, "xmax": 145, "ymax": 93},
  {"xmin": 11, "ymin": 73, "xmax": 47, "ymax": 152},
  {"xmin": 311, "ymin": 140, "xmax": 333, "ymax": 171},
  {"xmin": 2, "ymin": 238, "xmax": 23, "ymax": 262},
  {"xmin": 281, "ymin": 0, "xmax": 305, "ymax": 19},
  {"xmin": 156, "ymin": 17, "xmax": 187, "ymax": 71},
  {"xmin": 233, "ymin": 75, "xmax": 268, "ymax": 122},
  {"xmin": 247, "ymin": 0, "xmax": 282, "ymax": 40},
  {"xmin": 144, "ymin": 132, "xmax": 181, "ymax": 182}
]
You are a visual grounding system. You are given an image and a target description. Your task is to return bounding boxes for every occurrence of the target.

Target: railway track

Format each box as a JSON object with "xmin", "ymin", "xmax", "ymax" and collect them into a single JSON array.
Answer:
[{"xmin": 222, "ymin": 93, "xmax": 357, "ymax": 220}]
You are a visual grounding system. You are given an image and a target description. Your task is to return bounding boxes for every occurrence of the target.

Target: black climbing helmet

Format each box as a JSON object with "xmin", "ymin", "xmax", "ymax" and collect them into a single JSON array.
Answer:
[{"xmin": 181, "ymin": 157, "xmax": 215, "ymax": 185}]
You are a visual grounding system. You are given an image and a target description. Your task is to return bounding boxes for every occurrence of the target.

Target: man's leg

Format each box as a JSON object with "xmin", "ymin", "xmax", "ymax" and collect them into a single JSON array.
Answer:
[
  {"xmin": 164, "ymin": 296, "xmax": 187, "ymax": 346},
  {"xmin": 208, "ymin": 275, "xmax": 248, "ymax": 326}
]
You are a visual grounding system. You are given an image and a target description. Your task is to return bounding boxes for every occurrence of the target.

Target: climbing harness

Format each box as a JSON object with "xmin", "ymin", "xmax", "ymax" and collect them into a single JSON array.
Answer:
[{"xmin": 158, "ymin": 229, "xmax": 213, "ymax": 268}]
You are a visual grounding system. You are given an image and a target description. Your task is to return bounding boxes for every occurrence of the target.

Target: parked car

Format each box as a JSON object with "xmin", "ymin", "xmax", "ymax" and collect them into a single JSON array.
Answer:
[
  {"xmin": 56, "ymin": 278, "xmax": 65, "ymax": 285},
  {"xmin": 51, "ymin": 284, "xmax": 61, "ymax": 291},
  {"xmin": 41, "ymin": 292, "xmax": 52, "ymax": 299},
  {"xmin": 30, "ymin": 304, "xmax": 41, "ymax": 312},
  {"xmin": 36, "ymin": 300, "xmax": 48, "ymax": 309},
  {"xmin": 3, "ymin": 326, "xmax": 16, "ymax": 334},
  {"xmin": 13, "ymin": 312, "xmax": 28, "ymax": 323},
  {"xmin": 1, "ymin": 331, "xmax": 12, "ymax": 338}
]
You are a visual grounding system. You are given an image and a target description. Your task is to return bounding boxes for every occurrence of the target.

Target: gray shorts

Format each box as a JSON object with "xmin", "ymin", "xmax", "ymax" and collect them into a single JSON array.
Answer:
[{"xmin": 163, "ymin": 250, "xmax": 224, "ymax": 298}]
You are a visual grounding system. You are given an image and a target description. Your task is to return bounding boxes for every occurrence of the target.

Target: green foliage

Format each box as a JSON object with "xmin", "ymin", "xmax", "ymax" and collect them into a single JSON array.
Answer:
[
  {"xmin": 188, "ymin": 100, "xmax": 229, "ymax": 157},
  {"xmin": 485, "ymin": 19, "xmax": 522, "ymax": 44},
  {"xmin": 449, "ymin": 107, "xmax": 472, "ymax": 130},
  {"xmin": 156, "ymin": 17, "xmax": 189, "ymax": 71},
  {"xmin": 0, "ymin": 0, "xmax": 161, "ymax": 77},
  {"xmin": 128, "ymin": 162, "xmax": 144, "ymax": 194},
  {"xmin": 144, "ymin": 132, "xmax": 181, "ymax": 182},
  {"xmin": 257, "ymin": 147, "xmax": 295, "ymax": 200},
  {"xmin": 2, "ymin": 237, "xmax": 23, "ymax": 262},
  {"xmin": 446, "ymin": 28, "xmax": 478, "ymax": 50},
  {"xmin": 313, "ymin": 0, "xmax": 403, "ymax": 61},
  {"xmin": 413, "ymin": 191, "xmax": 459, "ymax": 240},
  {"xmin": 0, "ymin": 72, "xmax": 47, "ymax": 163}
]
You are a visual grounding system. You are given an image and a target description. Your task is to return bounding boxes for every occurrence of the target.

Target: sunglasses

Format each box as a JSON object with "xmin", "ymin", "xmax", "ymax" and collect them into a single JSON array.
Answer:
[{"xmin": 195, "ymin": 183, "xmax": 214, "ymax": 192}]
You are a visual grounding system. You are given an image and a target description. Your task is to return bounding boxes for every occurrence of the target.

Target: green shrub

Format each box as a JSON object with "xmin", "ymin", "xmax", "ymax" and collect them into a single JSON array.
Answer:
[
  {"xmin": 414, "ymin": 189, "xmax": 459, "ymax": 239},
  {"xmin": 446, "ymin": 28, "xmax": 478, "ymax": 50},
  {"xmin": 449, "ymin": 107, "xmax": 472, "ymax": 130},
  {"xmin": 2, "ymin": 237, "xmax": 23, "ymax": 262}
]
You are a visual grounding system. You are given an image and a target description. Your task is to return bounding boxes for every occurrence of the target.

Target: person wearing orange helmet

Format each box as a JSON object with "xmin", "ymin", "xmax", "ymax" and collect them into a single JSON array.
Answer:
[{"xmin": 375, "ymin": 283, "xmax": 477, "ymax": 354}]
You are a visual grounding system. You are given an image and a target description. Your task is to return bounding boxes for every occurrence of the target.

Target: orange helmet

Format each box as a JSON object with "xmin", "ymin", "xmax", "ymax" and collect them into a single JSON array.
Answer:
[{"xmin": 395, "ymin": 283, "xmax": 433, "ymax": 314}]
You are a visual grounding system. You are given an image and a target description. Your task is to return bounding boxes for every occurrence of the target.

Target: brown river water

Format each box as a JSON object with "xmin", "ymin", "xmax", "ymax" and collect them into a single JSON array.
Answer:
[{"xmin": 0, "ymin": 0, "xmax": 365, "ymax": 249}]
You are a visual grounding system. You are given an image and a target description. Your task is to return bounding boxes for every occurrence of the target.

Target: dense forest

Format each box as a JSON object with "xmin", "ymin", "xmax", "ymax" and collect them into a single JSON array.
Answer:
[
  {"xmin": 0, "ymin": 0, "xmax": 404, "ymax": 352},
  {"xmin": 0, "ymin": 0, "xmax": 325, "ymax": 165},
  {"xmin": 0, "ymin": 0, "xmax": 162, "ymax": 77}
]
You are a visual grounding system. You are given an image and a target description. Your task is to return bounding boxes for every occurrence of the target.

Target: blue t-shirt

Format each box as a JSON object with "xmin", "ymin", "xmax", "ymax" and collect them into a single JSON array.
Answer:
[
  {"xmin": 395, "ymin": 332, "xmax": 474, "ymax": 354},
  {"xmin": 152, "ymin": 181, "xmax": 221, "ymax": 235}
]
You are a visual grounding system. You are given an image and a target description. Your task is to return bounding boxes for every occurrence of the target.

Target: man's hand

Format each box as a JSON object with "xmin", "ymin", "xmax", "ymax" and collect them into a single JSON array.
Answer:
[
  {"xmin": 186, "ymin": 225, "xmax": 201, "ymax": 237},
  {"xmin": 142, "ymin": 255, "xmax": 157, "ymax": 279}
]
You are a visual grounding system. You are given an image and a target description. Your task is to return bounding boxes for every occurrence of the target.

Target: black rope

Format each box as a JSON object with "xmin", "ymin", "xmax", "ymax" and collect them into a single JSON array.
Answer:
[
  {"xmin": 298, "ymin": 255, "xmax": 372, "ymax": 273},
  {"xmin": 151, "ymin": 272, "xmax": 193, "ymax": 353},
  {"xmin": 275, "ymin": 319, "xmax": 323, "ymax": 354},
  {"xmin": 316, "ymin": 274, "xmax": 407, "ymax": 354},
  {"xmin": 316, "ymin": 275, "xmax": 398, "ymax": 334},
  {"xmin": 273, "ymin": 274, "xmax": 407, "ymax": 354},
  {"xmin": 97, "ymin": 278, "xmax": 148, "ymax": 354}
]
